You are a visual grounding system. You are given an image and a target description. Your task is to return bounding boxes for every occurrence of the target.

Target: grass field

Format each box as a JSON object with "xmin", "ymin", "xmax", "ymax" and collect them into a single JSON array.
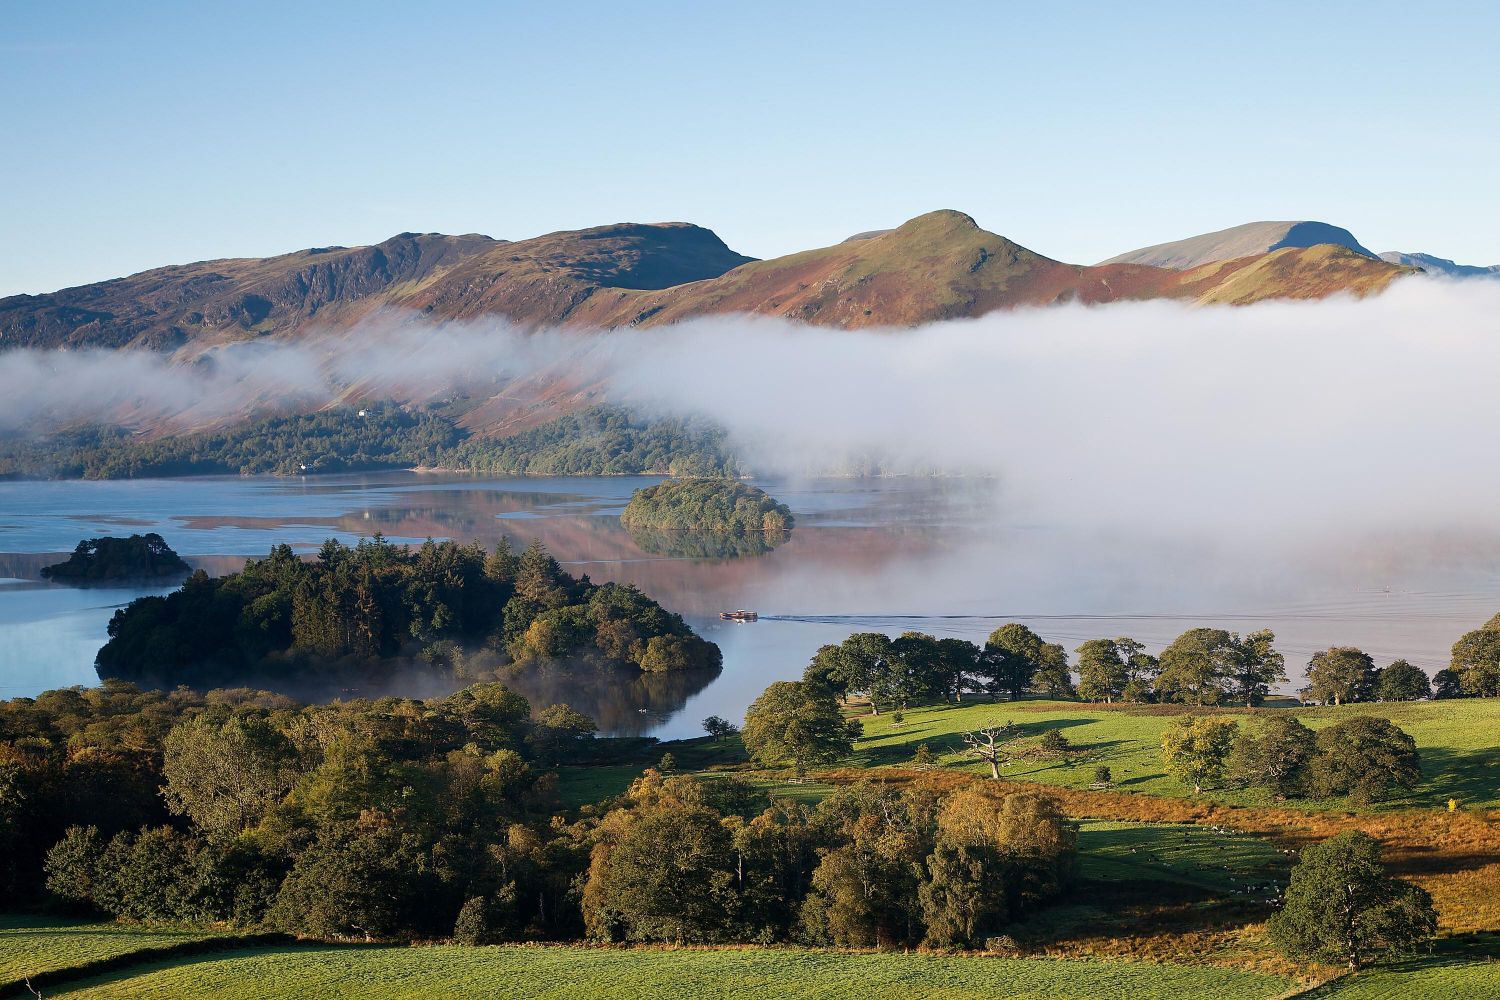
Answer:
[
  {"xmin": 556, "ymin": 699, "xmax": 1500, "ymax": 815},
  {"xmin": 43, "ymin": 944, "xmax": 1300, "ymax": 999},
  {"xmin": 555, "ymin": 736, "xmax": 750, "ymax": 809},
  {"xmin": 0, "ymin": 914, "xmax": 230, "ymax": 981},
  {"xmin": 556, "ymin": 763, "xmax": 645, "ymax": 809},
  {"xmin": 1075, "ymin": 819, "xmax": 1289, "ymax": 893},
  {"xmin": 835, "ymin": 701, "xmax": 1500, "ymax": 939},
  {"xmin": 850, "ymin": 698, "xmax": 1500, "ymax": 810},
  {"xmin": 31, "ymin": 939, "xmax": 1500, "ymax": 999},
  {"xmin": 4, "ymin": 917, "xmax": 1494, "ymax": 998},
  {"xmin": 1297, "ymin": 935, "xmax": 1500, "ymax": 998}
]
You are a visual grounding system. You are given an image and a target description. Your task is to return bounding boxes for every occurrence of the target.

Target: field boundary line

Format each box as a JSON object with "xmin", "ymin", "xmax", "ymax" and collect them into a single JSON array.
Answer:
[{"xmin": 0, "ymin": 932, "xmax": 292, "ymax": 998}]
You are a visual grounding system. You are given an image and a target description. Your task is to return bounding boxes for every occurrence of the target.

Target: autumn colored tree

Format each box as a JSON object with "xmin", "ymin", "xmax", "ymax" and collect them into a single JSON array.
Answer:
[{"xmin": 1160, "ymin": 715, "xmax": 1239, "ymax": 794}]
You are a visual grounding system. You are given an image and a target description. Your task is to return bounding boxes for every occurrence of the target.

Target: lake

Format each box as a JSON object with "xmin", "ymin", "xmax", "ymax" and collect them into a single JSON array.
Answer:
[{"xmin": 2, "ymin": 472, "xmax": 1498, "ymax": 739}]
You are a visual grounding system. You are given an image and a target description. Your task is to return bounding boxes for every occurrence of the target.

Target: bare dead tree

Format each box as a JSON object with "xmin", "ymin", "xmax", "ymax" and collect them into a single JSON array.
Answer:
[
  {"xmin": 24, "ymin": 977, "xmax": 42, "ymax": 999},
  {"xmin": 961, "ymin": 722, "xmax": 1019, "ymax": 779}
]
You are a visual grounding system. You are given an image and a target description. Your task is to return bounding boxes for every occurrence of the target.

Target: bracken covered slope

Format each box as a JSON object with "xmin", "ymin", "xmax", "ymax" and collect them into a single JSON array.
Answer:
[
  {"xmin": 0, "ymin": 212, "xmax": 1411, "ymax": 354},
  {"xmin": 0, "ymin": 233, "xmax": 497, "ymax": 351},
  {"xmin": 1178, "ymin": 244, "xmax": 1409, "ymax": 305},
  {"xmin": 0, "ymin": 224, "xmax": 754, "ymax": 351},
  {"xmin": 393, "ymin": 222, "xmax": 756, "ymax": 324},
  {"xmin": 574, "ymin": 210, "xmax": 1175, "ymax": 328},
  {"xmin": 579, "ymin": 211, "xmax": 1409, "ymax": 328}
]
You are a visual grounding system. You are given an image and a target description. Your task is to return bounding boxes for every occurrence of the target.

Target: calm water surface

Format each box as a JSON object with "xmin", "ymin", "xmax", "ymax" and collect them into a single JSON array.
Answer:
[{"xmin": 2, "ymin": 472, "xmax": 1498, "ymax": 738}]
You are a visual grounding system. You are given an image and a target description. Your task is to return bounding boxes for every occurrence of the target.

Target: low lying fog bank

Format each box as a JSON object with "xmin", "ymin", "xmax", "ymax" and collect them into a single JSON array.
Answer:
[
  {"xmin": 3, "ymin": 277, "xmax": 1499, "ymax": 531},
  {"xmin": 603, "ymin": 278, "xmax": 1500, "ymax": 530}
]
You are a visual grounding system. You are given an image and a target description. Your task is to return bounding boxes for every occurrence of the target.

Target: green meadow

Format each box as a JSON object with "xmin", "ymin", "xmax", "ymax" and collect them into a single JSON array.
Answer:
[
  {"xmin": 848, "ymin": 698, "xmax": 1500, "ymax": 810},
  {"xmin": 0, "ymin": 913, "xmax": 230, "ymax": 981},
  {"xmin": 8, "ymin": 933, "xmax": 1493, "ymax": 999},
  {"xmin": 1074, "ymin": 819, "xmax": 1290, "ymax": 892},
  {"xmin": 38, "ymin": 943, "xmax": 1298, "ymax": 1000},
  {"xmin": 559, "ymin": 698, "xmax": 1500, "ymax": 813}
]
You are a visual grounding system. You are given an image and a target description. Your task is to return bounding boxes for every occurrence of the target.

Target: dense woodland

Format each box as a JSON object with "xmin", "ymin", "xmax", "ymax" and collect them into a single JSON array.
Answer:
[
  {"xmin": 96, "ymin": 537, "xmax": 720, "ymax": 690},
  {"xmin": 0, "ymin": 404, "xmax": 460, "ymax": 479},
  {"xmin": 621, "ymin": 479, "xmax": 793, "ymax": 533},
  {"xmin": 443, "ymin": 408, "xmax": 739, "ymax": 478},
  {"xmin": 40, "ymin": 533, "xmax": 190, "ymax": 582},
  {"xmin": 0, "ymin": 680, "xmax": 1074, "ymax": 949},
  {"xmin": 2, "ymin": 681, "xmax": 594, "ymax": 937},
  {"xmin": 0, "ymin": 404, "xmax": 740, "ymax": 480}
]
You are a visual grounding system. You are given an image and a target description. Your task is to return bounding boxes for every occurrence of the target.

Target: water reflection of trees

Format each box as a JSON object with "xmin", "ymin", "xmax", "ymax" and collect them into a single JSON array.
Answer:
[
  {"xmin": 293, "ymin": 489, "xmax": 625, "ymax": 550},
  {"xmin": 94, "ymin": 656, "xmax": 721, "ymax": 739},
  {"xmin": 492, "ymin": 660, "xmax": 722, "ymax": 737},
  {"xmin": 626, "ymin": 525, "xmax": 790, "ymax": 560}
]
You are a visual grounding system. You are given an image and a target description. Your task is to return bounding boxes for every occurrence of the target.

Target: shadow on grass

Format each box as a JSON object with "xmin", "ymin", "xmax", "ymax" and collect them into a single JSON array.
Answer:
[
  {"xmin": 1116, "ymin": 771, "xmax": 1169, "ymax": 787},
  {"xmin": 1010, "ymin": 878, "xmax": 1266, "ymax": 953},
  {"xmin": 1410, "ymin": 745, "xmax": 1500, "ymax": 809},
  {"xmin": 859, "ymin": 721, "xmax": 946, "ymax": 742},
  {"xmin": 1290, "ymin": 932, "xmax": 1500, "ymax": 997},
  {"xmin": 854, "ymin": 713, "xmax": 1104, "ymax": 769},
  {"xmin": 0, "ymin": 937, "xmax": 303, "ymax": 1000},
  {"xmin": 1077, "ymin": 822, "xmax": 1290, "ymax": 890}
]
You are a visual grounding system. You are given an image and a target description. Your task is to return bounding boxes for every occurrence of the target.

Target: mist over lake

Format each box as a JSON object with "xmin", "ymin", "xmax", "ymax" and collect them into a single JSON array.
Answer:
[{"xmin": 3, "ymin": 471, "xmax": 1495, "ymax": 738}]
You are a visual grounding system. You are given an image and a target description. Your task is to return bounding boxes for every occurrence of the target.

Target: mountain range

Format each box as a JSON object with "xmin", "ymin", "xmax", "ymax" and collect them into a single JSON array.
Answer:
[
  {"xmin": 0, "ymin": 211, "xmax": 1439, "ymax": 354},
  {"xmin": 3, "ymin": 211, "xmax": 1493, "ymax": 475}
]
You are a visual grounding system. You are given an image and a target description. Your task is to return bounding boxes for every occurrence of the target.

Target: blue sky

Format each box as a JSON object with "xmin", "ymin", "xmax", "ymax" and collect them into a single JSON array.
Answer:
[{"xmin": 2, "ymin": 1, "xmax": 1497, "ymax": 296}]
